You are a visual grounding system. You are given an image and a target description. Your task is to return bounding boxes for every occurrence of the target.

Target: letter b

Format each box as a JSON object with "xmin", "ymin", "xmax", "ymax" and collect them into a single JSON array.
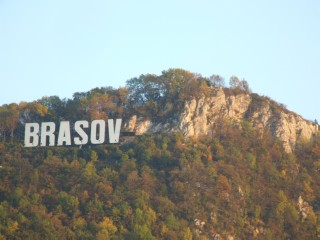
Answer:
[{"xmin": 24, "ymin": 123, "xmax": 40, "ymax": 147}]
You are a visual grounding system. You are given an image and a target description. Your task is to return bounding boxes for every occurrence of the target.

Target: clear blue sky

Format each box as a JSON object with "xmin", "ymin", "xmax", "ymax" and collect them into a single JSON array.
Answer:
[{"xmin": 0, "ymin": 1, "xmax": 319, "ymax": 121}]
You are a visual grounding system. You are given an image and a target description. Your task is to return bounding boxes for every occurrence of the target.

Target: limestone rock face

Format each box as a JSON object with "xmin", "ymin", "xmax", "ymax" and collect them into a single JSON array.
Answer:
[
  {"xmin": 274, "ymin": 113, "xmax": 318, "ymax": 152},
  {"xmin": 298, "ymin": 196, "xmax": 313, "ymax": 220},
  {"xmin": 124, "ymin": 88, "xmax": 318, "ymax": 152}
]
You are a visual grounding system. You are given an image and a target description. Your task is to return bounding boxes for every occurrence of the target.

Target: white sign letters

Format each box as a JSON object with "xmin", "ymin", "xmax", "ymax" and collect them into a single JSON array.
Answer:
[{"xmin": 24, "ymin": 119, "xmax": 122, "ymax": 147}]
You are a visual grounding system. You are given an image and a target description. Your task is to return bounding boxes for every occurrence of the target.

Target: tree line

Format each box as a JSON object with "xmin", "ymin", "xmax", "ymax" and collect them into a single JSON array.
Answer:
[{"xmin": 0, "ymin": 69, "xmax": 251, "ymax": 143}]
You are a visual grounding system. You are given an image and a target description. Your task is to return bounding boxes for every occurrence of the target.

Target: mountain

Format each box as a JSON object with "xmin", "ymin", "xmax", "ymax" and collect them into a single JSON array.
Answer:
[{"xmin": 0, "ymin": 69, "xmax": 320, "ymax": 239}]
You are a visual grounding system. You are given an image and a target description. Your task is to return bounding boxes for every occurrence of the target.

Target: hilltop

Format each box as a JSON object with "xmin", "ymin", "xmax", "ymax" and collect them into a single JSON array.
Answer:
[{"xmin": 0, "ymin": 68, "xmax": 318, "ymax": 151}]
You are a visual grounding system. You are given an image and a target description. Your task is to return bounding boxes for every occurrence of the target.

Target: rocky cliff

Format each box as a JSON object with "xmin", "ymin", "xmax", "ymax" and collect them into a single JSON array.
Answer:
[{"xmin": 124, "ymin": 87, "xmax": 318, "ymax": 152}]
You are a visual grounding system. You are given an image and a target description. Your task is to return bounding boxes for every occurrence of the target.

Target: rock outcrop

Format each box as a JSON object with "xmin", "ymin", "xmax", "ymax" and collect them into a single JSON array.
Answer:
[
  {"xmin": 124, "ymin": 88, "xmax": 319, "ymax": 152},
  {"xmin": 298, "ymin": 196, "xmax": 313, "ymax": 221}
]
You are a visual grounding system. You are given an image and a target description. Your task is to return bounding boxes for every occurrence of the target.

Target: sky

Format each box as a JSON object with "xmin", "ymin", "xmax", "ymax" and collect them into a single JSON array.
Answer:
[{"xmin": 0, "ymin": 1, "xmax": 319, "ymax": 121}]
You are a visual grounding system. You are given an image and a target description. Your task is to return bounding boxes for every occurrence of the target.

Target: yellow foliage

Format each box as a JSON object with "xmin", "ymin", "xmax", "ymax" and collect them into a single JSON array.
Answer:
[
  {"xmin": 160, "ymin": 224, "xmax": 169, "ymax": 236},
  {"xmin": 96, "ymin": 217, "xmax": 117, "ymax": 240},
  {"xmin": 7, "ymin": 221, "xmax": 19, "ymax": 233}
]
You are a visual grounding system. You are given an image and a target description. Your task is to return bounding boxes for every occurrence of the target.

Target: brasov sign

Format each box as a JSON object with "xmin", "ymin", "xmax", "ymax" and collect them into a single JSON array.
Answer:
[{"xmin": 24, "ymin": 119, "xmax": 122, "ymax": 147}]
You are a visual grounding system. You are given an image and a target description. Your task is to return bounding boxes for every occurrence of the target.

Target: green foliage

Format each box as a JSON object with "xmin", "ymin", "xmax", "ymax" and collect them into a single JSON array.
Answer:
[
  {"xmin": 131, "ymin": 224, "xmax": 156, "ymax": 240},
  {"xmin": 57, "ymin": 191, "xmax": 79, "ymax": 217}
]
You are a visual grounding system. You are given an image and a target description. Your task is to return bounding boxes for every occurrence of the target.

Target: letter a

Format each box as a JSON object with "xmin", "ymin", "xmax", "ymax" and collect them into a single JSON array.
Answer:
[{"xmin": 57, "ymin": 121, "xmax": 71, "ymax": 146}]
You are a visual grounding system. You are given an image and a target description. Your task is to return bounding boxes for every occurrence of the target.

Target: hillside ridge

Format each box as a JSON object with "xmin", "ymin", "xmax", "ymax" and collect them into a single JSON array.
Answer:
[
  {"xmin": 124, "ymin": 87, "xmax": 318, "ymax": 153},
  {"xmin": 0, "ymin": 69, "xmax": 318, "ymax": 153}
]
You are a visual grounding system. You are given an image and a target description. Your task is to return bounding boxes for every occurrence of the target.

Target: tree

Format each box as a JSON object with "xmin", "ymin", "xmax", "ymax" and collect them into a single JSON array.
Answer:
[
  {"xmin": 37, "ymin": 96, "xmax": 66, "ymax": 122},
  {"xmin": 126, "ymin": 74, "xmax": 167, "ymax": 116},
  {"xmin": 83, "ymin": 161, "xmax": 98, "ymax": 183},
  {"xmin": 179, "ymin": 77, "xmax": 210, "ymax": 100},
  {"xmin": 229, "ymin": 75, "xmax": 241, "ymax": 89},
  {"xmin": 0, "ymin": 104, "xmax": 20, "ymax": 142},
  {"xmin": 240, "ymin": 79, "xmax": 250, "ymax": 92},
  {"xmin": 6, "ymin": 104, "xmax": 20, "ymax": 143},
  {"xmin": 96, "ymin": 217, "xmax": 117, "ymax": 240},
  {"xmin": 131, "ymin": 224, "xmax": 156, "ymax": 240},
  {"xmin": 216, "ymin": 175, "xmax": 232, "ymax": 201},
  {"xmin": 229, "ymin": 76, "xmax": 251, "ymax": 92},
  {"xmin": 209, "ymin": 74, "xmax": 225, "ymax": 87},
  {"xmin": 126, "ymin": 68, "xmax": 209, "ymax": 117},
  {"xmin": 126, "ymin": 74, "xmax": 165, "ymax": 106},
  {"xmin": 133, "ymin": 207, "xmax": 156, "ymax": 227},
  {"xmin": 160, "ymin": 68, "xmax": 198, "ymax": 100},
  {"xmin": 89, "ymin": 93, "xmax": 119, "ymax": 120},
  {"xmin": 179, "ymin": 227, "xmax": 192, "ymax": 240},
  {"xmin": 19, "ymin": 101, "xmax": 48, "ymax": 123},
  {"xmin": 0, "ymin": 105, "xmax": 10, "ymax": 142},
  {"xmin": 67, "ymin": 92, "xmax": 88, "ymax": 118},
  {"xmin": 57, "ymin": 191, "xmax": 79, "ymax": 217}
]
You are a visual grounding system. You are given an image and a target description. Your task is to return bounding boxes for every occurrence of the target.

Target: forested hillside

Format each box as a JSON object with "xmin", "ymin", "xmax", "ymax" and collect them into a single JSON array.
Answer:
[{"xmin": 1, "ymin": 69, "xmax": 320, "ymax": 239}]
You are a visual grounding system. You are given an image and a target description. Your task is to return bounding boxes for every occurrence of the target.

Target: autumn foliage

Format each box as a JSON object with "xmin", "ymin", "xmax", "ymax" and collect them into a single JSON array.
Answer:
[{"xmin": 0, "ymin": 69, "xmax": 319, "ymax": 239}]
